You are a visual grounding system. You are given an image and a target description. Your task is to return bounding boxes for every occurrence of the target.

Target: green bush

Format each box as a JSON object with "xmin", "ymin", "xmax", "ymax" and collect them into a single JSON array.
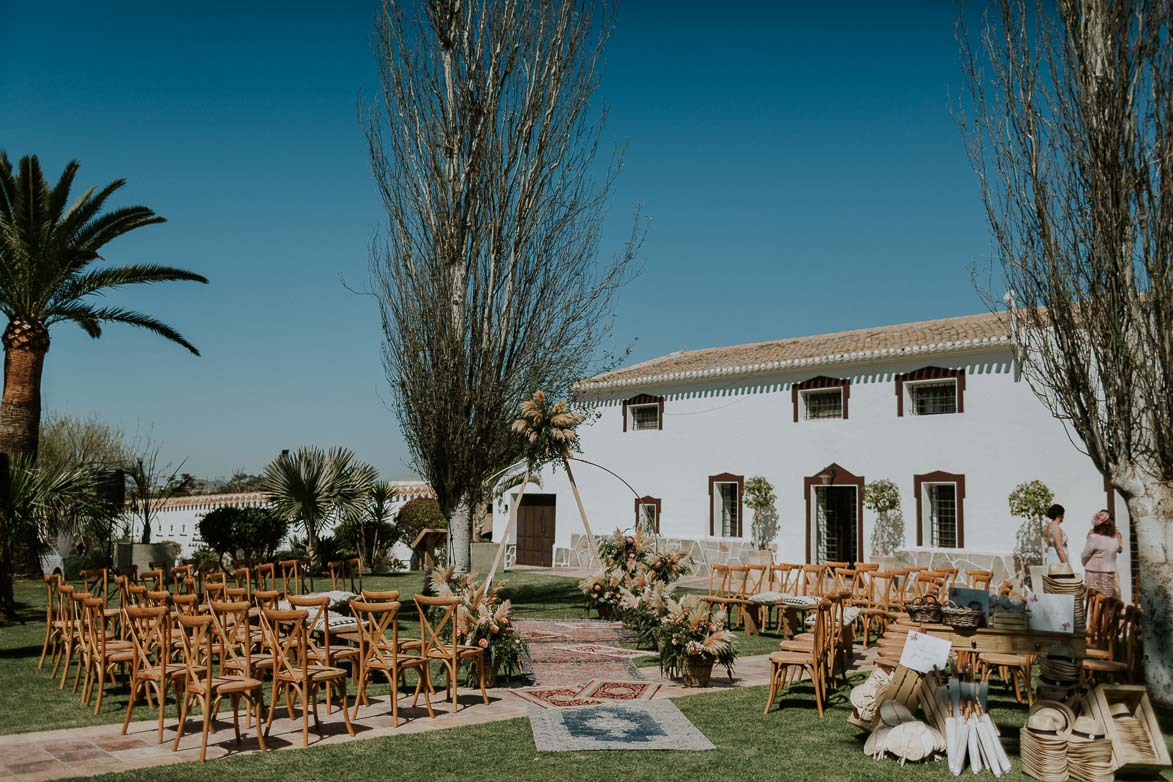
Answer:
[
  {"xmin": 198, "ymin": 506, "xmax": 289, "ymax": 567},
  {"xmin": 396, "ymin": 498, "xmax": 447, "ymax": 546}
]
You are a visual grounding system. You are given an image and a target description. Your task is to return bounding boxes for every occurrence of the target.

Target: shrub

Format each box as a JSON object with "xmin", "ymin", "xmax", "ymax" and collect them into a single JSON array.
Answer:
[
  {"xmin": 63, "ymin": 550, "xmax": 111, "ymax": 580},
  {"xmin": 865, "ymin": 479, "xmax": 904, "ymax": 557},
  {"xmin": 396, "ymin": 498, "xmax": 447, "ymax": 546},
  {"xmin": 745, "ymin": 476, "xmax": 779, "ymax": 550},
  {"xmin": 198, "ymin": 506, "xmax": 289, "ymax": 567},
  {"xmin": 191, "ymin": 546, "xmax": 220, "ymax": 567}
]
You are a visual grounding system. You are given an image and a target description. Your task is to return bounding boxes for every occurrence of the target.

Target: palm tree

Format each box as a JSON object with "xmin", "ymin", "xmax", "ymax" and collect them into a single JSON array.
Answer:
[
  {"xmin": 0, "ymin": 153, "xmax": 208, "ymax": 459},
  {"xmin": 262, "ymin": 446, "xmax": 378, "ymax": 569}
]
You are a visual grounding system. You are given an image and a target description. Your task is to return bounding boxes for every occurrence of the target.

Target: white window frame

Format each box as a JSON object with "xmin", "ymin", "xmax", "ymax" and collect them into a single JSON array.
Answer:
[
  {"xmin": 922, "ymin": 481, "xmax": 960, "ymax": 548},
  {"xmin": 628, "ymin": 403, "xmax": 661, "ymax": 431},
  {"xmin": 905, "ymin": 378, "xmax": 959, "ymax": 416},
  {"xmin": 801, "ymin": 387, "xmax": 844, "ymax": 421},
  {"xmin": 713, "ymin": 481, "xmax": 740, "ymax": 538},
  {"xmin": 638, "ymin": 502, "xmax": 659, "ymax": 531}
]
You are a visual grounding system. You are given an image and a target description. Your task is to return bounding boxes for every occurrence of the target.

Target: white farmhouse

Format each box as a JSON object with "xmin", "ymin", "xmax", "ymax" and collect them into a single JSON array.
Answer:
[{"xmin": 494, "ymin": 311, "xmax": 1133, "ymax": 600}]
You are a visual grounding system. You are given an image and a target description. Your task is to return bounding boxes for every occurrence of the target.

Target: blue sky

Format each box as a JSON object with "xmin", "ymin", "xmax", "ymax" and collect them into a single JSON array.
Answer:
[{"xmin": 2, "ymin": 1, "xmax": 993, "ymax": 479}]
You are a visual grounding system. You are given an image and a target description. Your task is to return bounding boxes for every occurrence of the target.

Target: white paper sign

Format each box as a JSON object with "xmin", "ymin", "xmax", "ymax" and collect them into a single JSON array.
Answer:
[
  {"xmin": 1026, "ymin": 592, "xmax": 1075, "ymax": 634},
  {"xmin": 899, "ymin": 629, "xmax": 952, "ymax": 673}
]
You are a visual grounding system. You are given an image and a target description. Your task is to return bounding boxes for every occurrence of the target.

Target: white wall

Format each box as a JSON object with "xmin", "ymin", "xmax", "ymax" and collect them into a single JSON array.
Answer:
[{"xmin": 495, "ymin": 347, "xmax": 1132, "ymax": 599}]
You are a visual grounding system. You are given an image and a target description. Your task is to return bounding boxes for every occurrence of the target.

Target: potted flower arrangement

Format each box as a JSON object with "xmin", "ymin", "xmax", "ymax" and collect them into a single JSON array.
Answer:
[
  {"xmin": 579, "ymin": 528, "xmax": 691, "ymax": 620},
  {"xmin": 430, "ymin": 566, "xmax": 522, "ymax": 686},
  {"xmin": 617, "ymin": 578, "xmax": 675, "ymax": 649},
  {"xmin": 656, "ymin": 594, "xmax": 736, "ymax": 687}
]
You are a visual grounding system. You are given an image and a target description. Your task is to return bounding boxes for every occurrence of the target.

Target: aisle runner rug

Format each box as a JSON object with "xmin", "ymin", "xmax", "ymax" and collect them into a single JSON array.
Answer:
[
  {"xmin": 529, "ymin": 702, "xmax": 715, "ymax": 752},
  {"xmin": 510, "ymin": 679, "xmax": 662, "ymax": 709},
  {"xmin": 552, "ymin": 644, "xmax": 657, "ymax": 660},
  {"xmin": 514, "ymin": 619, "xmax": 641, "ymax": 685}
]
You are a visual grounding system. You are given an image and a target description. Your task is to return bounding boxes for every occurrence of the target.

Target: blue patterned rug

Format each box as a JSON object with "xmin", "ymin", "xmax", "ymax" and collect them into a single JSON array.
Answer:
[{"xmin": 528, "ymin": 701, "xmax": 715, "ymax": 752}]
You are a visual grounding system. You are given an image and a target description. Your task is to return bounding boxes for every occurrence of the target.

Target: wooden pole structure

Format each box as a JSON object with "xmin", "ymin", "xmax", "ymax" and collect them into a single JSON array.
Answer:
[
  {"xmin": 562, "ymin": 453, "xmax": 600, "ymax": 568},
  {"xmin": 484, "ymin": 469, "xmax": 530, "ymax": 589}
]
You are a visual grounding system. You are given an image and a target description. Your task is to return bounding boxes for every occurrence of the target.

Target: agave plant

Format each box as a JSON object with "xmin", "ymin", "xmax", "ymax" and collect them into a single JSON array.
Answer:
[{"xmin": 261, "ymin": 446, "xmax": 378, "ymax": 568}]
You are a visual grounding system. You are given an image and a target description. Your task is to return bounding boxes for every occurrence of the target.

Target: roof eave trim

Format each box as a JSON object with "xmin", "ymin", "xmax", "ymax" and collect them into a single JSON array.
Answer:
[{"xmin": 574, "ymin": 336, "xmax": 1012, "ymax": 392}]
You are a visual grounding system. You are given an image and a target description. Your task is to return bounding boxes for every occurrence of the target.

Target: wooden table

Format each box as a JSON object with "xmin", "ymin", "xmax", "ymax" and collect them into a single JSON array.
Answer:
[{"xmin": 918, "ymin": 624, "xmax": 1085, "ymax": 657}]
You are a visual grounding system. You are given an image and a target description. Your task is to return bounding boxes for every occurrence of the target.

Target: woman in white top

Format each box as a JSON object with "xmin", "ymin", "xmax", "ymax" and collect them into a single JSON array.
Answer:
[{"xmin": 1043, "ymin": 503, "xmax": 1068, "ymax": 568}]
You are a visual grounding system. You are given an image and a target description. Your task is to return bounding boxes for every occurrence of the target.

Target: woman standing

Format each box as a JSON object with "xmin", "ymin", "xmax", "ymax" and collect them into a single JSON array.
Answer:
[
  {"xmin": 1044, "ymin": 504, "xmax": 1068, "ymax": 567},
  {"xmin": 1081, "ymin": 511, "xmax": 1123, "ymax": 598}
]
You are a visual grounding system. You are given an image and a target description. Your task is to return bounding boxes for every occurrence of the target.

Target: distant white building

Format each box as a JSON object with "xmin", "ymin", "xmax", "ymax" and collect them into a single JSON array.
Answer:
[
  {"xmin": 493, "ymin": 311, "xmax": 1132, "ymax": 600},
  {"xmin": 123, "ymin": 481, "xmax": 436, "ymax": 562}
]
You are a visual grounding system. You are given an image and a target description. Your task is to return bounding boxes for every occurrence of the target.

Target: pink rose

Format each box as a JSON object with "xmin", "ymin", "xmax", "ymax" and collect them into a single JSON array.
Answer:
[
  {"xmin": 501, "ymin": 618, "xmax": 509, "ymax": 625},
  {"xmin": 491, "ymin": 624, "xmax": 499, "ymax": 634},
  {"xmin": 478, "ymin": 638, "xmax": 489, "ymax": 648},
  {"xmin": 708, "ymin": 624, "xmax": 717, "ymax": 633}
]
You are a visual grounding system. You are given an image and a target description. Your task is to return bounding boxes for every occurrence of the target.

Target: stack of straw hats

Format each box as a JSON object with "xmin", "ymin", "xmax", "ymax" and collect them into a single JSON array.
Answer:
[
  {"xmin": 1067, "ymin": 714, "xmax": 1115, "ymax": 782},
  {"xmin": 1109, "ymin": 702, "xmax": 1156, "ymax": 755},
  {"xmin": 1043, "ymin": 564, "xmax": 1087, "ymax": 633},
  {"xmin": 1021, "ymin": 700, "xmax": 1075, "ymax": 782},
  {"xmin": 1038, "ymin": 643, "xmax": 1081, "ymax": 702}
]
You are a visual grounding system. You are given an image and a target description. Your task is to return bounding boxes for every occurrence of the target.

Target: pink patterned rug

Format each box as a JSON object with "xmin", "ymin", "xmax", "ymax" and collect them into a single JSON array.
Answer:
[
  {"xmin": 514, "ymin": 619, "xmax": 644, "ymax": 686},
  {"xmin": 510, "ymin": 679, "xmax": 662, "ymax": 710}
]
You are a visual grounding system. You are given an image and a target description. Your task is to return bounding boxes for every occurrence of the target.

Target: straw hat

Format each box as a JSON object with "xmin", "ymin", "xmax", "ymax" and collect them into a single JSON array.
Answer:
[
  {"xmin": 1027, "ymin": 708, "xmax": 1067, "ymax": 734},
  {"xmin": 1048, "ymin": 562, "xmax": 1075, "ymax": 577}
]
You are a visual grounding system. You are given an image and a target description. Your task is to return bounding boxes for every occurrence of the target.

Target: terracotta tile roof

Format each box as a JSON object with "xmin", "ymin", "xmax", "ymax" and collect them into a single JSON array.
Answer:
[
  {"xmin": 579, "ymin": 310, "xmax": 1012, "ymax": 390},
  {"xmin": 129, "ymin": 482, "xmax": 436, "ymax": 513}
]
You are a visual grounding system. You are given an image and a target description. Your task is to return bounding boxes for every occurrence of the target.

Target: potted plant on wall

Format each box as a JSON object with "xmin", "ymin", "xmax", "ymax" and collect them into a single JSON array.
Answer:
[
  {"xmin": 865, "ymin": 479, "xmax": 904, "ymax": 558},
  {"xmin": 745, "ymin": 476, "xmax": 779, "ymax": 563},
  {"xmin": 656, "ymin": 594, "xmax": 736, "ymax": 687},
  {"xmin": 1008, "ymin": 480, "xmax": 1054, "ymax": 582}
]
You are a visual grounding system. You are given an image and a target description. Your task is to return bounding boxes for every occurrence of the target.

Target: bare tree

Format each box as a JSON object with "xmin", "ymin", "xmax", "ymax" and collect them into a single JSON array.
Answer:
[
  {"xmin": 125, "ymin": 434, "xmax": 187, "ymax": 545},
  {"xmin": 366, "ymin": 0, "xmax": 640, "ymax": 571},
  {"xmin": 959, "ymin": 0, "xmax": 1173, "ymax": 699}
]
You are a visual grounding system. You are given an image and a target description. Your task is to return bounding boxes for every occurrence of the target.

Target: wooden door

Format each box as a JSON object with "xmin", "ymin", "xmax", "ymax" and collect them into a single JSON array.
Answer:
[{"xmin": 516, "ymin": 494, "xmax": 556, "ymax": 567}]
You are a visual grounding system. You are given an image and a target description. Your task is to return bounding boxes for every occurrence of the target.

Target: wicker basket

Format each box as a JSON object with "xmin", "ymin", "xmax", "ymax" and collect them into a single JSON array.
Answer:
[
  {"xmin": 906, "ymin": 595, "xmax": 943, "ymax": 624},
  {"xmin": 940, "ymin": 601, "xmax": 984, "ymax": 629},
  {"xmin": 681, "ymin": 656, "xmax": 715, "ymax": 688}
]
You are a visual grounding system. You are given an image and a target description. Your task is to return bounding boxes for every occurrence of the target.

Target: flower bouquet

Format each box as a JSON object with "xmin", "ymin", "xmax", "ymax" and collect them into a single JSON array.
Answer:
[
  {"xmin": 656, "ymin": 594, "xmax": 736, "ymax": 687},
  {"xmin": 430, "ymin": 566, "xmax": 522, "ymax": 684}
]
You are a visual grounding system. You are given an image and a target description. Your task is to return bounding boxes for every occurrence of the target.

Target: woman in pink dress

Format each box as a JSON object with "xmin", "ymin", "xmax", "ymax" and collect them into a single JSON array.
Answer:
[{"xmin": 1081, "ymin": 511, "xmax": 1123, "ymax": 598}]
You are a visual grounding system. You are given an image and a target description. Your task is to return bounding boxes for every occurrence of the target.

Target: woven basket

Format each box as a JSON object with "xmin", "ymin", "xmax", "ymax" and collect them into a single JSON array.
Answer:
[
  {"xmin": 681, "ymin": 656, "xmax": 714, "ymax": 688},
  {"xmin": 906, "ymin": 595, "xmax": 943, "ymax": 624},
  {"xmin": 940, "ymin": 601, "xmax": 984, "ymax": 629}
]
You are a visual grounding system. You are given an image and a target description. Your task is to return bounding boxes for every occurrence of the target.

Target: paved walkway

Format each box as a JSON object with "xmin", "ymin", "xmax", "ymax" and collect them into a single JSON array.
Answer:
[{"xmin": 0, "ymin": 622, "xmax": 863, "ymax": 782}]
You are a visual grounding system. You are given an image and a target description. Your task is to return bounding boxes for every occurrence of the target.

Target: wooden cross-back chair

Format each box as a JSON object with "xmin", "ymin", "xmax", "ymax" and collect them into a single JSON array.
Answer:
[
  {"xmin": 1082, "ymin": 596, "xmax": 1127, "ymax": 684},
  {"xmin": 932, "ymin": 567, "xmax": 959, "ymax": 590},
  {"xmin": 122, "ymin": 605, "xmax": 186, "ymax": 743},
  {"xmin": 765, "ymin": 598, "xmax": 831, "ymax": 717},
  {"xmin": 39, "ymin": 574, "xmax": 65, "ymax": 670},
  {"xmin": 412, "ymin": 594, "xmax": 488, "ymax": 714},
  {"xmin": 80, "ymin": 568, "xmax": 109, "ymax": 603},
  {"xmin": 231, "ymin": 567, "xmax": 252, "ymax": 597},
  {"xmin": 210, "ymin": 600, "xmax": 272, "ymax": 693},
  {"xmin": 700, "ymin": 564, "xmax": 751, "ymax": 629},
  {"xmin": 770, "ymin": 563, "xmax": 799, "ymax": 595},
  {"xmin": 254, "ymin": 563, "xmax": 276, "ymax": 593},
  {"xmin": 201, "ymin": 569, "xmax": 226, "ymax": 595},
  {"xmin": 279, "ymin": 559, "xmax": 314, "ymax": 596},
  {"xmin": 789, "ymin": 589, "xmax": 853, "ymax": 685},
  {"xmin": 65, "ymin": 590, "xmax": 94, "ymax": 693},
  {"xmin": 53, "ymin": 585, "xmax": 83, "ymax": 686},
  {"xmin": 800, "ymin": 565, "xmax": 826, "ymax": 597},
  {"xmin": 349, "ymin": 599, "xmax": 433, "ymax": 726},
  {"xmin": 141, "ymin": 569, "xmax": 165, "ymax": 592},
  {"xmin": 966, "ymin": 570, "xmax": 994, "ymax": 591},
  {"xmin": 261, "ymin": 607, "xmax": 355, "ymax": 747},
  {"xmin": 857, "ymin": 570, "xmax": 900, "ymax": 647},
  {"xmin": 170, "ymin": 565, "xmax": 193, "ymax": 594},
  {"xmin": 174, "ymin": 613, "xmax": 268, "ymax": 762},
  {"xmin": 327, "ymin": 558, "xmax": 363, "ymax": 593},
  {"xmin": 287, "ymin": 594, "xmax": 360, "ymax": 713},
  {"xmin": 361, "ymin": 588, "xmax": 401, "ymax": 602},
  {"xmin": 80, "ymin": 597, "xmax": 134, "ymax": 713}
]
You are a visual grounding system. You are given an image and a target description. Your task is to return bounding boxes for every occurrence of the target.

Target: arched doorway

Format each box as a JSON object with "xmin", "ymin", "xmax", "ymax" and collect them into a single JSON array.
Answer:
[{"xmin": 804, "ymin": 463, "xmax": 865, "ymax": 564}]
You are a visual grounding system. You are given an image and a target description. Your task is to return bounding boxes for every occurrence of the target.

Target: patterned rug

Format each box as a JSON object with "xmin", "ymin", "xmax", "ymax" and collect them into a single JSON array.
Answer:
[
  {"xmin": 510, "ymin": 679, "xmax": 662, "ymax": 709},
  {"xmin": 514, "ymin": 619, "xmax": 642, "ymax": 686},
  {"xmin": 529, "ymin": 701, "xmax": 714, "ymax": 752},
  {"xmin": 552, "ymin": 644, "xmax": 657, "ymax": 660}
]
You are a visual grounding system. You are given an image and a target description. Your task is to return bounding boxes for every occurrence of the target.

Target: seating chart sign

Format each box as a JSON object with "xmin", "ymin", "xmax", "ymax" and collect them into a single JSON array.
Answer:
[
  {"xmin": 1025, "ymin": 592, "xmax": 1075, "ymax": 634},
  {"xmin": 899, "ymin": 630, "xmax": 952, "ymax": 674}
]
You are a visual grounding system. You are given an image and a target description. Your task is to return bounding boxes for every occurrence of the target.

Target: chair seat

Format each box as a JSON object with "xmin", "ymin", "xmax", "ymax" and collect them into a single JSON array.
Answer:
[
  {"xmin": 979, "ymin": 652, "xmax": 1030, "ymax": 667},
  {"xmin": 223, "ymin": 656, "xmax": 275, "ymax": 673},
  {"xmin": 211, "ymin": 675, "xmax": 264, "ymax": 694},
  {"xmin": 769, "ymin": 651, "xmax": 815, "ymax": 666},
  {"xmin": 276, "ymin": 664, "xmax": 348, "ymax": 684},
  {"xmin": 1084, "ymin": 648, "xmax": 1111, "ymax": 660},
  {"xmin": 1081, "ymin": 658, "xmax": 1127, "ymax": 673},
  {"xmin": 367, "ymin": 655, "xmax": 429, "ymax": 673},
  {"xmin": 857, "ymin": 608, "xmax": 889, "ymax": 617},
  {"xmin": 139, "ymin": 662, "xmax": 189, "ymax": 680}
]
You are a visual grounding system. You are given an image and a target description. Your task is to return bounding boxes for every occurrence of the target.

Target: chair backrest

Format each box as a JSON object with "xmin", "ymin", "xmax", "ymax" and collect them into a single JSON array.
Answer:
[
  {"xmin": 1120, "ymin": 604, "xmax": 1142, "ymax": 679},
  {"xmin": 175, "ymin": 614, "xmax": 216, "ymax": 696},
  {"xmin": 170, "ymin": 565, "xmax": 193, "ymax": 593},
  {"xmin": 125, "ymin": 604, "xmax": 171, "ymax": 677},
  {"xmin": 231, "ymin": 567, "xmax": 252, "ymax": 594},
  {"xmin": 770, "ymin": 563, "xmax": 798, "ymax": 594},
  {"xmin": 43, "ymin": 574, "xmax": 61, "ymax": 624},
  {"xmin": 80, "ymin": 568, "xmax": 109, "ymax": 605},
  {"xmin": 261, "ymin": 608, "xmax": 311, "ymax": 683},
  {"xmin": 327, "ymin": 561, "xmax": 346, "ymax": 591},
  {"xmin": 350, "ymin": 599, "xmax": 401, "ymax": 667},
  {"xmin": 225, "ymin": 586, "xmax": 249, "ymax": 602},
  {"xmin": 361, "ymin": 588, "xmax": 401, "ymax": 602},
  {"xmin": 82, "ymin": 597, "xmax": 111, "ymax": 658},
  {"xmin": 856, "ymin": 562, "xmax": 880, "ymax": 573},
  {"xmin": 809, "ymin": 599, "xmax": 831, "ymax": 661},
  {"xmin": 203, "ymin": 582, "xmax": 227, "ymax": 603},
  {"xmin": 209, "ymin": 600, "xmax": 254, "ymax": 676},
  {"xmin": 279, "ymin": 559, "xmax": 306, "ymax": 595},
  {"xmin": 254, "ymin": 589, "xmax": 281, "ymax": 613},
  {"xmin": 933, "ymin": 567, "xmax": 959, "ymax": 589},
  {"xmin": 145, "ymin": 589, "xmax": 171, "ymax": 609},
  {"xmin": 171, "ymin": 593, "xmax": 201, "ymax": 617},
  {"xmin": 800, "ymin": 565, "xmax": 826, "ymax": 596},
  {"xmin": 707, "ymin": 564, "xmax": 732, "ymax": 597},
  {"xmin": 869, "ymin": 570, "xmax": 899, "ymax": 610},
  {"xmin": 141, "ymin": 569, "xmax": 165, "ymax": 591},
  {"xmin": 254, "ymin": 563, "xmax": 276, "ymax": 592},
  {"xmin": 744, "ymin": 564, "xmax": 768, "ymax": 596},
  {"xmin": 966, "ymin": 570, "xmax": 994, "ymax": 590},
  {"xmin": 347, "ymin": 557, "xmax": 362, "ymax": 592},
  {"xmin": 287, "ymin": 594, "xmax": 334, "ymax": 661},
  {"xmin": 413, "ymin": 594, "xmax": 460, "ymax": 659}
]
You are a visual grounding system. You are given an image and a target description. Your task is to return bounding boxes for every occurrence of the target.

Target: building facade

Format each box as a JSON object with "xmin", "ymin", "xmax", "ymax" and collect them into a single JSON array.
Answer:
[{"xmin": 493, "ymin": 312, "xmax": 1132, "ymax": 599}]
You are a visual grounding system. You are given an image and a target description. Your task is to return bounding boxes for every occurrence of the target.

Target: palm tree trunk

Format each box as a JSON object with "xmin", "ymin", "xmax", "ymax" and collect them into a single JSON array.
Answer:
[{"xmin": 0, "ymin": 319, "xmax": 50, "ymax": 460}]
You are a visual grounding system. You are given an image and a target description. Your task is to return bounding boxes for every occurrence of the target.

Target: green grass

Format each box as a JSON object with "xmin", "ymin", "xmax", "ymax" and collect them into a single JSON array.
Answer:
[{"xmin": 66, "ymin": 680, "xmax": 1173, "ymax": 782}]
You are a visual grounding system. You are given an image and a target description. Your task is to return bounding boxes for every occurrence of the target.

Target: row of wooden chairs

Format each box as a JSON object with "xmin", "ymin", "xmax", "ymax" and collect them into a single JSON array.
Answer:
[{"xmin": 38, "ymin": 575, "xmax": 489, "ymax": 762}]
